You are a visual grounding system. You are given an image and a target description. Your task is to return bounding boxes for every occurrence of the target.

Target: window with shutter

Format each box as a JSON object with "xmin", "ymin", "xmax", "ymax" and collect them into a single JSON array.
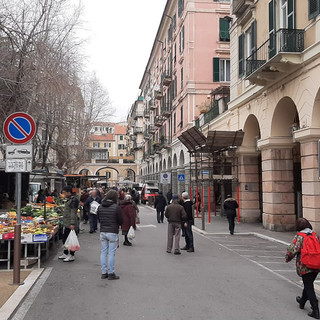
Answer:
[
  {"xmin": 269, "ymin": 0, "xmax": 276, "ymax": 58},
  {"xmin": 178, "ymin": 0, "xmax": 184, "ymax": 17},
  {"xmin": 238, "ymin": 34, "xmax": 245, "ymax": 77},
  {"xmin": 309, "ymin": 0, "xmax": 319, "ymax": 19},
  {"xmin": 219, "ymin": 18, "xmax": 230, "ymax": 42},
  {"xmin": 213, "ymin": 58, "xmax": 220, "ymax": 82}
]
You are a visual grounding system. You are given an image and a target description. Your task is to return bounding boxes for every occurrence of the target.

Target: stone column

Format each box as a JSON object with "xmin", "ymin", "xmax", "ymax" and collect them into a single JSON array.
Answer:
[
  {"xmin": 299, "ymin": 138, "xmax": 320, "ymax": 233},
  {"xmin": 171, "ymin": 169, "xmax": 178, "ymax": 195},
  {"xmin": 237, "ymin": 151, "xmax": 261, "ymax": 223},
  {"xmin": 260, "ymin": 146, "xmax": 295, "ymax": 231}
]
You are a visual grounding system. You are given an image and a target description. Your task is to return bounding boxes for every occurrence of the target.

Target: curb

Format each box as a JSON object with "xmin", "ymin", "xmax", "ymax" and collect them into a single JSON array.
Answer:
[{"xmin": 0, "ymin": 268, "xmax": 44, "ymax": 320}]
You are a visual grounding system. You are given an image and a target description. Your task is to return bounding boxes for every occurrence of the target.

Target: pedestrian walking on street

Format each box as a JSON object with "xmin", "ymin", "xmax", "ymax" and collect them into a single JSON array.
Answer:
[
  {"xmin": 85, "ymin": 189, "xmax": 102, "ymax": 233},
  {"xmin": 165, "ymin": 195, "xmax": 187, "ymax": 255},
  {"xmin": 166, "ymin": 189, "xmax": 172, "ymax": 204},
  {"xmin": 286, "ymin": 218, "xmax": 320, "ymax": 319},
  {"xmin": 224, "ymin": 194, "xmax": 238, "ymax": 235},
  {"xmin": 181, "ymin": 192, "xmax": 195, "ymax": 252},
  {"xmin": 120, "ymin": 195, "xmax": 136, "ymax": 246},
  {"xmin": 154, "ymin": 191, "xmax": 167, "ymax": 223},
  {"xmin": 59, "ymin": 186, "xmax": 80, "ymax": 262},
  {"xmin": 97, "ymin": 190, "xmax": 123, "ymax": 280}
]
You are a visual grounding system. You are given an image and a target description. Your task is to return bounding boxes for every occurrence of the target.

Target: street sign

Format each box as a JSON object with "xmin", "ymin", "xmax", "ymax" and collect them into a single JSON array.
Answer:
[
  {"xmin": 3, "ymin": 112, "xmax": 36, "ymax": 144},
  {"xmin": 160, "ymin": 172, "xmax": 171, "ymax": 184},
  {"xmin": 6, "ymin": 145, "xmax": 33, "ymax": 159},
  {"xmin": 5, "ymin": 159, "xmax": 32, "ymax": 173},
  {"xmin": 178, "ymin": 174, "xmax": 185, "ymax": 182}
]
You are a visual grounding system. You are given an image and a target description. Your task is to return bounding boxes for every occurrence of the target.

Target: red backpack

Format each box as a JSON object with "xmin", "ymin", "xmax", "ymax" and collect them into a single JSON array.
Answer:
[{"xmin": 298, "ymin": 232, "xmax": 320, "ymax": 270}]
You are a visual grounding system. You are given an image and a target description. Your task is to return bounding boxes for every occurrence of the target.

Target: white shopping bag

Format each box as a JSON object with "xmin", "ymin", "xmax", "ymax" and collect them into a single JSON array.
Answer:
[
  {"xmin": 64, "ymin": 230, "xmax": 80, "ymax": 251},
  {"xmin": 128, "ymin": 226, "xmax": 135, "ymax": 241}
]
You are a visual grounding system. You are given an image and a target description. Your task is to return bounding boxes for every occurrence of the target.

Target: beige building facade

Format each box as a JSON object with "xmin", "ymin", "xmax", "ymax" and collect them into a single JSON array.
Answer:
[{"xmin": 197, "ymin": 0, "xmax": 320, "ymax": 232}]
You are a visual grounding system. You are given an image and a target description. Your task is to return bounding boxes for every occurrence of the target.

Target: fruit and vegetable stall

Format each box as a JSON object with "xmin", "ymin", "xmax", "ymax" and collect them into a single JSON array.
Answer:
[{"xmin": 0, "ymin": 203, "xmax": 64, "ymax": 269}]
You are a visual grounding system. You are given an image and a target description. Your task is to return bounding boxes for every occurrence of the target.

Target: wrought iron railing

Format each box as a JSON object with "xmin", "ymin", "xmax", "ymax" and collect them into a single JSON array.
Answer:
[{"xmin": 246, "ymin": 28, "xmax": 304, "ymax": 77}]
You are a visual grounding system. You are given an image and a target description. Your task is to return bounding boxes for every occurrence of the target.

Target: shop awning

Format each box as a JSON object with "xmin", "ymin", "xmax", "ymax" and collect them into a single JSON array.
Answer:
[{"xmin": 178, "ymin": 127, "xmax": 244, "ymax": 153}]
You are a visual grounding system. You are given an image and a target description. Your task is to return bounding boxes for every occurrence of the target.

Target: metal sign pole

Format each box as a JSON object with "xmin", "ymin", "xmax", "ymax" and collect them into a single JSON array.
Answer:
[{"xmin": 13, "ymin": 172, "xmax": 22, "ymax": 284}]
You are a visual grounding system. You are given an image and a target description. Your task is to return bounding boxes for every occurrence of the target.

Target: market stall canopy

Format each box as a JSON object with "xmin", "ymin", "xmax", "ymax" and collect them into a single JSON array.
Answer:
[{"xmin": 178, "ymin": 127, "xmax": 244, "ymax": 153}]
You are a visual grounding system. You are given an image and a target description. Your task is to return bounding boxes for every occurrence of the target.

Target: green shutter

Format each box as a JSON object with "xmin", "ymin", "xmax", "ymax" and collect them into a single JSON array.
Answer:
[
  {"xmin": 219, "ymin": 18, "xmax": 230, "ymax": 42},
  {"xmin": 213, "ymin": 58, "xmax": 220, "ymax": 82},
  {"xmin": 309, "ymin": 0, "xmax": 319, "ymax": 20},
  {"xmin": 288, "ymin": 0, "xmax": 295, "ymax": 29},
  {"xmin": 238, "ymin": 34, "xmax": 244, "ymax": 77},
  {"xmin": 251, "ymin": 20, "xmax": 257, "ymax": 59},
  {"xmin": 269, "ymin": 0, "xmax": 276, "ymax": 58}
]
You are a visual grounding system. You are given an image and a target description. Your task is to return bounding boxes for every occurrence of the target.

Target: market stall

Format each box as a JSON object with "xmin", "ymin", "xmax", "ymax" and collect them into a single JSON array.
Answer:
[{"xmin": 0, "ymin": 203, "xmax": 64, "ymax": 269}]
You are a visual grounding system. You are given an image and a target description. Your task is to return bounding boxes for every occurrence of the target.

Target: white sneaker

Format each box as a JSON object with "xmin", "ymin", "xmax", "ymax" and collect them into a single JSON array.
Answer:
[
  {"xmin": 58, "ymin": 253, "xmax": 68, "ymax": 260},
  {"xmin": 63, "ymin": 255, "xmax": 75, "ymax": 262}
]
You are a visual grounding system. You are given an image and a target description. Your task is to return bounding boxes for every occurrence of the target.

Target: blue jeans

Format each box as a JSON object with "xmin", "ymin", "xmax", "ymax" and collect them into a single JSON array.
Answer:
[
  {"xmin": 89, "ymin": 213, "xmax": 98, "ymax": 232},
  {"xmin": 100, "ymin": 232, "xmax": 118, "ymax": 275}
]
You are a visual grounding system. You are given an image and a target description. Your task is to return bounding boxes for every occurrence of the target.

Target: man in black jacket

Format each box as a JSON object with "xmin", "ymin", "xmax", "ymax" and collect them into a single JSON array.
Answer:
[
  {"xmin": 224, "ymin": 194, "xmax": 239, "ymax": 235},
  {"xmin": 97, "ymin": 190, "xmax": 123, "ymax": 280},
  {"xmin": 154, "ymin": 191, "xmax": 167, "ymax": 223},
  {"xmin": 181, "ymin": 192, "xmax": 195, "ymax": 252},
  {"xmin": 85, "ymin": 189, "xmax": 102, "ymax": 234}
]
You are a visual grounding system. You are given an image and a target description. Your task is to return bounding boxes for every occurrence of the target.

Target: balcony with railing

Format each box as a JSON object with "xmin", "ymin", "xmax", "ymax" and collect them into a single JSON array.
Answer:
[
  {"xmin": 161, "ymin": 71, "xmax": 172, "ymax": 87},
  {"xmin": 133, "ymin": 126, "xmax": 143, "ymax": 134},
  {"xmin": 245, "ymin": 28, "xmax": 304, "ymax": 85},
  {"xmin": 154, "ymin": 115, "xmax": 165, "ymax": 127},
  {"xmin": 149, "ymin": 99, "xmax": 156, "ymax": 110},
  {"xmin": 133, "ymin": 141, "xmax": 143, "ymax": 150},
  {"xmin": 154, "ymin": 89, "xmax": 163, "ymax": 100},
  {"xmin": 161, "ymin": 103, "xmax": 172, "ymax": 118},
  {"xmin": 148, "ymin": 124, "xmax": 157, "ymax": 134},
  {"xmin": 160, "ymin": 136, "xmax": 171, "ymax": 150},
  {"xmin": 195, "ymin": 101, "xmax": 223, "ymax": 129},
  {"xmin": 133, "ymin": 110, "xmax": 144, "ymax": 119},
  {"xmin": 144, "ymin": 108, "xmax": 150, "ymax": 118}
]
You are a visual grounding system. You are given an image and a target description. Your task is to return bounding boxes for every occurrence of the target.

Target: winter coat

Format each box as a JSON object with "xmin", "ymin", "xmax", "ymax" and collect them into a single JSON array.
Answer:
[
  {"xmin": 154, "ymin": 195, "xmax": 167, "ymax": 212},
  {"xmin": 224, "ymin": 198, "xmax": 238, "ymax": 219},
  {"xmin": 120, "ymin": 200, "xmax": 136, "ymax": 232},
  {"xmin": 285, "ymin": 228, "xmax": 320, "ymax": 277},
  {"xmin": 165, "ymin": 200, "xmax": 187, "ymax": 223},
  {"xmin": 84, "ymin": 196, "xmax": 102, "ymax": 214},
  {"xmin": 182, "ymin": 200, "xmax": 194, "ymax": 222},
  {"xmin": 97, "ymin": 200, "xmax": 123, "ymax": 234},
  {"xmin": 166, "ymin": 190, "xmax": 172, "ymax": 203},
  {"xmin": 63, "ymin": 196, "xmax": 79, "ymax": 228}
]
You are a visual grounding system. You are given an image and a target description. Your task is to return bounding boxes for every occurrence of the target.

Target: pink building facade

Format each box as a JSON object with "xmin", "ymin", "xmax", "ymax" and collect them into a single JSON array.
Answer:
[{"xmin": 129, "ymin": 0, "xmax": 231, "ymax": 194}]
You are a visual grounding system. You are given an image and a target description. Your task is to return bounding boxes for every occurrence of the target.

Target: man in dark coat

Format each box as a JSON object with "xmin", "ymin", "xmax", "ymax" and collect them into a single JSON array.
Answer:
[
  {"xmin": 181, "ymin": 192, "xmax": 195, "ymax": 252},
  {"xmin": 165, "ymin": 195, "xmax": 187, "ymax": 255},
  {"xmin": 85, "ymin": 189, "xmax": 102, "ymax": 233},
  {"xmin": 120, "ymin": 195, "xmax": 136, "ymax": 246},
  {"xmin": 80, "ymin": 189, "xmax": 89, "ymax": 224},
  {"xmin": 154, "ymin": 191, "xmax": 167, "ymax": 223},
  {"xmin": 97, "ymin": 190, "xmax": 123, "ymax": 280},
  {"xmin": 224, "ymin": 194, "xmax": 239, "ymax": 235}
]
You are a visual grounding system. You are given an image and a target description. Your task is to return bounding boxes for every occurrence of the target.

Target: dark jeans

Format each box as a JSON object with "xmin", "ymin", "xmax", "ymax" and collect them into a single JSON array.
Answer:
[
  {"xmin": 301, "ymin": 272, "xmax": 319, "ymax": 304},
  {"xmin": 62, "ymin": 227, "xmax": 75, "ymax": 256},
  {"xmin": 184, "ymin": 220, "xmax": 194, "ymax": 249},
  {"xmin": 227, "ymin": 216, "xmax": 235, "ymax": 234},
  {"xmin": 89, "ymin": 213, "xmax": 98, "ymax": 232},
  {"xmin": 157, "ymin": 210, "xmax": 164, "ymax": 223}
]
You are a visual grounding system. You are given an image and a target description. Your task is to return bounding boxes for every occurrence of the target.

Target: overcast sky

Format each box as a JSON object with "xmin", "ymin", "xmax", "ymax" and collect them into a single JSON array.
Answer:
[{"xmin": 81, "ymin": 0, "xmax": 167, "ymax": 122}]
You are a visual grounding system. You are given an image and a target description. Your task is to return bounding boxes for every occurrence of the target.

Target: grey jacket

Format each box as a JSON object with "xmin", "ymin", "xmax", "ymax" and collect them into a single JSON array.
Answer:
[{"xmin": 165, "ymin": 200, "xmax": 187, "ymax": 223}]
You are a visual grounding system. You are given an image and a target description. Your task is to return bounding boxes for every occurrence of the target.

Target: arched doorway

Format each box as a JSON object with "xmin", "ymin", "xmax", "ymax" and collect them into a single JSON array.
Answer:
[
  {"xmin": 173, "ymin": 154, "xmax": 177, "ymax": 168},
  {"xmin": 179, "ymin": 151, "xmax": 185, "ymax": 167},
  {"xmin": 264, "ymin": 97, "xmax": 301, "ymax": 231},
  {"xmin": 95, "ymin": 167, "xmax": 120, "ymax": 188},
  {"xmin": 240, "ymin": 114, "xmax": 262, "ymax": 223}
]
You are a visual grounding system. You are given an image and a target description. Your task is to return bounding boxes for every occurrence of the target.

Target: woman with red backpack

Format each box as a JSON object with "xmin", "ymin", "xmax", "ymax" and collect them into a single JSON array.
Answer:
[{"xmin": 286, "ymin": 218, "xmax": 320, "ymax": 319}]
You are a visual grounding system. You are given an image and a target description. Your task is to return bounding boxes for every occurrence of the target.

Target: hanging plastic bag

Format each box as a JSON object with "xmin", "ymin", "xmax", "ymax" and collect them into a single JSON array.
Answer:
[
  {"xmin": 128, "ymin": 226, "xmax": 135, "ymax": 241},
  {"xmin": 64, "ymin": 230, "xmax": 80, "ymax": 251}
]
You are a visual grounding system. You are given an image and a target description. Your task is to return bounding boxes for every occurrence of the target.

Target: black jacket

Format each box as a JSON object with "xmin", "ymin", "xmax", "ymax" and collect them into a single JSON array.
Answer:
[
  {"xmin": 154, "ymin": 195, "xmax": 167, "ymax": 211},
  {"xmin": 85, "ymin": 196, "xmax": 102, "ymax": 213},
  {"xmin": 97, "ymin": 200, "xmax": 123, "ymax": 234},
  {"xmin": 224, "ymin": 198, "xmax": 239, "ymax": 219},
  {"xmin": 182, "ymin": 200, "xmax": 194, "ymax": 221}
]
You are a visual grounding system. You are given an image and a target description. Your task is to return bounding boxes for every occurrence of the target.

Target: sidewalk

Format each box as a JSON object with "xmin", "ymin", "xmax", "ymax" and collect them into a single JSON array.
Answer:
[{"xmin": 193, "ymin": 214, "xmax": 296, "ymax": 244}]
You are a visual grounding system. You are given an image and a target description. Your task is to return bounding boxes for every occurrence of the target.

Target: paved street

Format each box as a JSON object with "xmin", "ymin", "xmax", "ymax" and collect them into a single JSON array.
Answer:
[{"xmin": 11, "ymin": 205, "xmax": 317, "ymax": 320}]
